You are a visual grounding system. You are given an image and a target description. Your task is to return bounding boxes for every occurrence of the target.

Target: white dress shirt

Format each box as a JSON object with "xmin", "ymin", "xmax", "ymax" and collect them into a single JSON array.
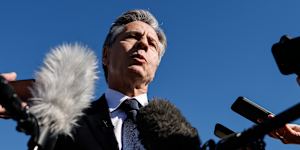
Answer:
[{"xmin": 105, "ymin": 88, "xmax": 148, "ymax": 150}]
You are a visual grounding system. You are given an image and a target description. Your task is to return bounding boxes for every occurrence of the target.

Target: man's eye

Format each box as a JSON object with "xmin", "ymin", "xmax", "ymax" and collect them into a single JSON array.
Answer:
[
  {"xmin": 150, "ymin": 42, "xmax": 158, "ymax": 50},
  {"xmin": 126, "ymin": 34, "xmax": 137, "ymax": 39},
  {"xmin": 150, "ymin": 43, "xmax": 155, "ymax": 48}
]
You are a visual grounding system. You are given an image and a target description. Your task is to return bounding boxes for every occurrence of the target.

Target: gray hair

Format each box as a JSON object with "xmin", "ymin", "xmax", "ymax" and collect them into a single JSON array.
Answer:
[{"xmin": 102, "ymin": 9, "xmax": 167, "ymax": 81}]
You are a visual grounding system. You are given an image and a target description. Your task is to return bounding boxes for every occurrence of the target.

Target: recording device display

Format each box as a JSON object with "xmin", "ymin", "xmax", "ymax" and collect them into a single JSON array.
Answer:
[
  {"xmin": 272, "ymin": 35, "xmax": 300, "ymax": 76},
  {"xmin": 9, "ymin": 79, "xmax": 35, "ymax": 102},
  {"xmin": 214, "ymin": 123, "xmax": 235, "ymax": 139},
  {"xmin": 231, "ymin": 97, "xmax": 274, "ymax": 124}
]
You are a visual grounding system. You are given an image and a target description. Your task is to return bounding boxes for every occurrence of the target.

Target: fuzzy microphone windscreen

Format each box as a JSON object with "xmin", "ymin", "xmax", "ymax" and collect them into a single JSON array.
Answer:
[{"xmin": 29, "ymin": 43, "xmax": 98, "ymax": 137}]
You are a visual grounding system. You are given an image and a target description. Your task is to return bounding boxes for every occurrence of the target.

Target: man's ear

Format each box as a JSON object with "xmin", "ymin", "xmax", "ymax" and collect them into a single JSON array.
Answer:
[{"xmin": 102, "ymin": 46, "xmax": 109, "ymax": 66}]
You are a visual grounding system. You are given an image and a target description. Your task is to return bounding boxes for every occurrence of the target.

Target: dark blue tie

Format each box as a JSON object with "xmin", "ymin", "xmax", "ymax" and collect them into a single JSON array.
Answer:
[{"xmin": 121, "ymin": 99, "xmax": 145, "ymax": 150}]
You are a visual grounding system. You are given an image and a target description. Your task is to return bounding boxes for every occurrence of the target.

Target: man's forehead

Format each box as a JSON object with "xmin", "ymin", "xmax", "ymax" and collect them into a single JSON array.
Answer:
[{"xmin": 123, "ymin": 21, "xmax": 159, "ymax": 40}]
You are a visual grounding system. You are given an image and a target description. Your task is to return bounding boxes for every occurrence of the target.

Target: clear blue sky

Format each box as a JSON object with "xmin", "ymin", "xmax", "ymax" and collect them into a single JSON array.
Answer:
[{"xmin": 1, "ymin": 1, "xmax": 300, "ymax": 149}]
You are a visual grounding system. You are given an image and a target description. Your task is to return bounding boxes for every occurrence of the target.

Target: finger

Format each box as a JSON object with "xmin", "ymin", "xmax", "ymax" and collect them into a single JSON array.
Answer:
[
  {"xmin": 289, "ymin": 124, "xmax": 300, "ymax": 132},
  {"xmin": 275, "ymin": 125, "xmax": 294, "ymax": 144},
  {"xmin": 0, "ymin": 106, "xmax": 11, "ymax": 119},
  {"xmin": 268, "ymin": 132, "xmax": 278, "ymax": 138},
  {"xmin": 0, "ymin": 105, "xmax": 6, "ymax": 113},
  {"xmin": 1, "ymin": 72, "xmax": 17, "ymax": 81},
  {"xmin": 269, "ymin": 130, "xmax": 280, "ymax": 138},
  {"xmin": 280, "ymin": 137, "xmax": 289, "ymax": 144},
  {"xmin": 269, "ymin": 127, "xmax": 285, "ymax": 138},
  {"xmin": 0, "ymin": 115, "xmax": 10, "ymax": 119},
  {"xmin": 286, "ymin": 124, "xmax": 300, "ymax": 137}
]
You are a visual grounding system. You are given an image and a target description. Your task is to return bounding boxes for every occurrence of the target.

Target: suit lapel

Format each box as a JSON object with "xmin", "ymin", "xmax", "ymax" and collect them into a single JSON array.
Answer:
[{"xmin": 85, "ymin": 95, "xmax": 119, "ymax": 150}]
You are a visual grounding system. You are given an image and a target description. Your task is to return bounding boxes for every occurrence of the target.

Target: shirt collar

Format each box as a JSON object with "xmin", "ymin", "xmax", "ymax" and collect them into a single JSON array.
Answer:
[{"xmin": 105, "ymin": 88, "xmax": 148, "ymax": 112}]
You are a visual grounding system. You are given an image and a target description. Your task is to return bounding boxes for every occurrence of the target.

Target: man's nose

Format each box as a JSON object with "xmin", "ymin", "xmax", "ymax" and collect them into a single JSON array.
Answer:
[{"xmin": 135, "ymin": 36, "xmax": 149, "ymax": 51}]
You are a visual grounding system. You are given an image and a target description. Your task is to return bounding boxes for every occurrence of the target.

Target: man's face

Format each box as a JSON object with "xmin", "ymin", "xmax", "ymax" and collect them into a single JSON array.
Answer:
[{"xmin": 103, "ymin": 21, "xmax": 162, "ymax": 86}]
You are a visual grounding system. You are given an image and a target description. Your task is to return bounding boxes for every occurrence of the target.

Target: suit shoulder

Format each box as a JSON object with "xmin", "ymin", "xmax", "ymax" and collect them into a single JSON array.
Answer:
[{"xmin": 84, "ymin": 95, "xmax": 107, "ymax": 115}]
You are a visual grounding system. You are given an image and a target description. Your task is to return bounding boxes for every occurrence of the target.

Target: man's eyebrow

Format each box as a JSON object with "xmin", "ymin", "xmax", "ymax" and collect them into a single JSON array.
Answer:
[
  {"xmin": 147, "ymin": 36, "xmax": 157, "ymax": 42},
  {"xmin": 124, "ymin": 30, "xmax": 159, "ymax": 42},
  {"xmin": 124, "ymin": 30, "xmax": 142, "ymax": 34},
  {"xmin": 122, "ymin": 31, "xmax": 142, "ymax": 38}
]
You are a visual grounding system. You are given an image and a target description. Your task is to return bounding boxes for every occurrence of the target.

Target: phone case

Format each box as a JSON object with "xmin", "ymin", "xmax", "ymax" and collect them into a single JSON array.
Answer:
[{"xmin": 9, "ymin": 79, "xmax": 35, "ymax": 101}]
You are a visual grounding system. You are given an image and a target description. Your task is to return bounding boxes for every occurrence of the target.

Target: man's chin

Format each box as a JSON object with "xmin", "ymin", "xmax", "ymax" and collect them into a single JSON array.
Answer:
[
  {"xmin": 128, "ymin": 65, "xmax": 144, "ymax": 73},
  {"xmin": 128, "ymin": 66, "xmax": 149, "ymax": 79}
]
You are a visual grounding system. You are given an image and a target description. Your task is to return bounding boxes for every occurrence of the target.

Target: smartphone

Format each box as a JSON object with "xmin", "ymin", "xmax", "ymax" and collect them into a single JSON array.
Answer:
[
  {"xmin": 8, "ymin": 79, "xmax": 35, "ymax": 101},
  {"xmin": 231, "ymin": 96, "xmax": 274, "ymax": 124},
  {"xmin": 214, "ymin": 123, "xmax": 235, "ymax": 138}
]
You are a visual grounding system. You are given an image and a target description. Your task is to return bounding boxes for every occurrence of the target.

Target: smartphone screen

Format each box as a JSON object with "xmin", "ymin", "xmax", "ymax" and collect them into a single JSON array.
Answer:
[
  {"xmin": 231, "ymin": 96, "xmax": 274, "ymax": 124},
  {"xmin": 9, "ymin": 79, "xmax": 35, "ymax": 102}
]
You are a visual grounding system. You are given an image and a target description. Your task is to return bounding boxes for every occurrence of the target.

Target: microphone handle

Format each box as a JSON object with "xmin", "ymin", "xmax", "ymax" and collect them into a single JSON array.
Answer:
[
  {"xmin": 0, "ymin": 76, "xmax": 54, "ymax": 150},
  {"xmin": 216, "ymin": 102, "xmax": 300, "ymax": 150},
  {"xmin": 0, "ymin": 75, "xmax": 27, "ymax": 120}
]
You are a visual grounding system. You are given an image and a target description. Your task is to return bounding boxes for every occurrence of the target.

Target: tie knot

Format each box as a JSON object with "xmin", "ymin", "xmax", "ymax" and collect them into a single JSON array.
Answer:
[
  {"xmin": 121, "ymin": 99, "xmax": 140, "ymax": 121},
  {"xmin": 121, "ymin": 98, "xmax": 140, "ymax": 111}
]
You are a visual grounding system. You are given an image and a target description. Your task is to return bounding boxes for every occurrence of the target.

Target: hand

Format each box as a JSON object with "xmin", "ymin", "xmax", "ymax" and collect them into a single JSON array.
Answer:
[
  {"xmin": 0, "ymin": 72, "xmax": 17, "ymax": 118},
  {"xmin": 268, "ymin": 114, "xmax": 300, "ymax": 144},
  {"xmin": 1, "ymin": 72, "xmax": 17, "ymax": 81},
  {"xmin": 269, "ymin": 124, "xmax": 300, "ymax": 144}
]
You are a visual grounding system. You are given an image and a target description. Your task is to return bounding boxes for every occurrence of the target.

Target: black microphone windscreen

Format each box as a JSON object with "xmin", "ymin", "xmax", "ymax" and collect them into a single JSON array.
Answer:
[{"xmin": 136, "ymin": 98, "xmax": 201, "ymax": 150}]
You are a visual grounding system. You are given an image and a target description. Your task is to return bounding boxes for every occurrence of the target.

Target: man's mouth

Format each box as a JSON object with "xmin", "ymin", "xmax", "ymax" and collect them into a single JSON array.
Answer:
[{"xmin": 131, "ymin": 53, "xmax": 147, "ymax": 64}]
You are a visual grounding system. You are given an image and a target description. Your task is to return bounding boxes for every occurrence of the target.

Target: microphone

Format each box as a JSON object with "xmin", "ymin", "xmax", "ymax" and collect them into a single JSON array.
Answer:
[
  {"xmin": 27, "ymin": 43, "xmax": 98, "ymax": 149},
  {"xmin": 136, "ymin": 98, "xmax": 201, "ymax": 150}
]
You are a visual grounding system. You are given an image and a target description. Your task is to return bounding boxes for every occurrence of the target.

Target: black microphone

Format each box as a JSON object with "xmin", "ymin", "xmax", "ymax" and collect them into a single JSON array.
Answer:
[
  {"xmin": 215, "ymin": 102, "xmax": 300, "ymax": 150},
  {"xmin": 136, "ymin": 98, "xmax": 201, "ymax": 150}
]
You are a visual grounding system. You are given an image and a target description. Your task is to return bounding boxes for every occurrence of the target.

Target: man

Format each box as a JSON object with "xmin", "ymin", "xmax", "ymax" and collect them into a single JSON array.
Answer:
[
  {"xmin": 53, "ymin": 9, "xmax": 167, "ymax": 150},
  {"xmin": 2, "ymin": 9, "xmax": 196, "ymax": 150},
  {"xmin": 0, "ymin": 9, "xmax": 166, "ymax": 150}
]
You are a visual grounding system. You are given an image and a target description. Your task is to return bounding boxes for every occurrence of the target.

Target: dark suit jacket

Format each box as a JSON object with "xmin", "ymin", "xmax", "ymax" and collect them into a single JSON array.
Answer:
[{"xmin": 53, "ymin": 95, "xmax": 119, "ymax": 150}]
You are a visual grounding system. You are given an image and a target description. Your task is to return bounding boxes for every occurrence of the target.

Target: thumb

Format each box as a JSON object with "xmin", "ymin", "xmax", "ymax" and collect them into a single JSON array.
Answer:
[{"xmin": 1, "ymin": 72, "xmax": 17, "ymax": 81}]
